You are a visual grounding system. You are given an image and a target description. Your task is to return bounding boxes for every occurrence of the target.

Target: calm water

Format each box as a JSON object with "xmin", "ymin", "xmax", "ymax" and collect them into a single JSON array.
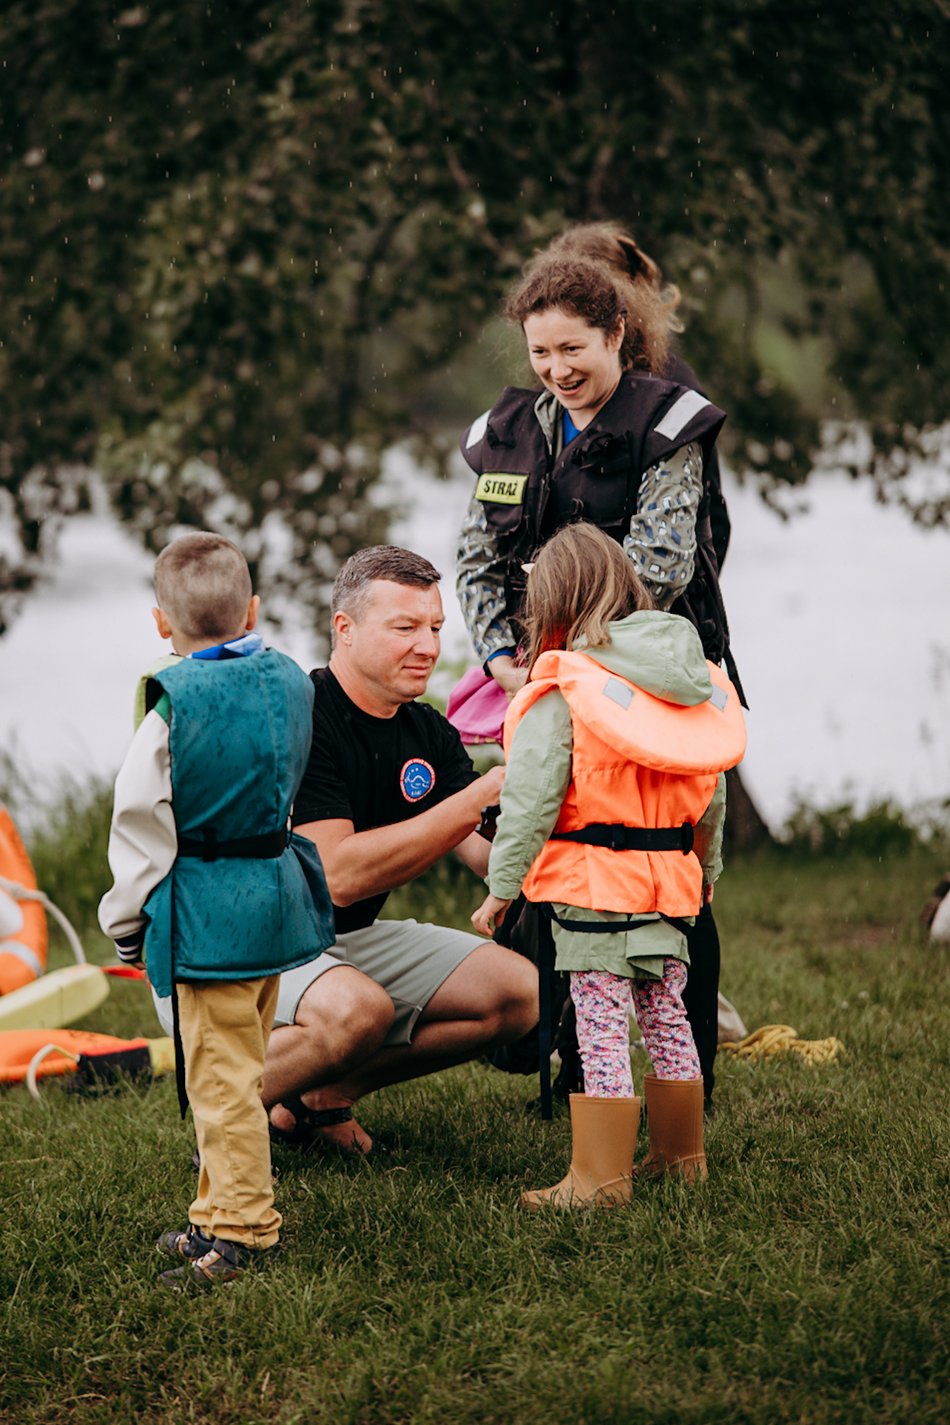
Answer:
[{"xmin": 1, "ymin": 463, "xmax": 947, "ymax": 833}]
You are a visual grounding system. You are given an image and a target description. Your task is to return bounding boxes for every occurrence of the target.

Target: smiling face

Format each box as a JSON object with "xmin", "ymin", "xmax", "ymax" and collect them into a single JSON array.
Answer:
[
  {"xmin": 523, "ymin": 306, "xmax": 625, "ymax": 429},
  {"xmin": 331, "ymin": 579, "xmax": 444, "ymax": 716}
]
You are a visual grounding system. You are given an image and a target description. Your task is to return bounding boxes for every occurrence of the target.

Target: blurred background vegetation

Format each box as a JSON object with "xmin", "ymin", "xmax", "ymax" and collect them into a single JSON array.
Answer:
[{"xmin": 1, "ymin": 0, "xmax": 947, "ymax": 640}]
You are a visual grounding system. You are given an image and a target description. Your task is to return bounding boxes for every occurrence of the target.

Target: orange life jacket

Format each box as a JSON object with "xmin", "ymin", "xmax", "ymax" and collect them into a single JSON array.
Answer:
[
  {"xmin": 0, "ymin": 806, "xmax": 48, "ymax": 995},
  {"xmin": 502, "ymin": 650, "xmax": 746, "ymax": 917},
  {"xmin": 0, "ymin": 1028, "xmax": 175, "ymax": 1086}
]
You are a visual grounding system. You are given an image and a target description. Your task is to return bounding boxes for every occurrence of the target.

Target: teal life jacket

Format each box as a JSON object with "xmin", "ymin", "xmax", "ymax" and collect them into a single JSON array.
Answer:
[{"xmin": 141, "ymin": 649, "xmax": 334, "ymax": 998}]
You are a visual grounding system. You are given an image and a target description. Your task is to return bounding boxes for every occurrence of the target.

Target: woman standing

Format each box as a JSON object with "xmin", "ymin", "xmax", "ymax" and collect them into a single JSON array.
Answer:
[
  {"xmin": 539, "ymin": 222, "xmax": 732, "ymax": 575},
  {"xmin": 456, "ymin": 252, "xmax": 723, "ymax": 690},
  {"xmin": 456, "ymin": 247, "xmax": 730, "ymax": 1108}
]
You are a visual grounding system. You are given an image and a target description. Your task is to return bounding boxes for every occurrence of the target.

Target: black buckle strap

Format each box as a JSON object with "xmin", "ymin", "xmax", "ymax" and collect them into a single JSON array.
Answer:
[
  {"xmin": 551, "ymin": 822, "xmax": 695, "ymax": 854},
  {"xmin": 177, "ymin": 826, "xmax": 292, "ymax": 862}
]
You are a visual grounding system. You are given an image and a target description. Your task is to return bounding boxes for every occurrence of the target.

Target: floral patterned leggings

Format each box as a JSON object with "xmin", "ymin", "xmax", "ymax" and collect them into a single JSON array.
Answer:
[{"xmin": 570, "ymin": 959, "xmax": 701, "ymax": 1097}]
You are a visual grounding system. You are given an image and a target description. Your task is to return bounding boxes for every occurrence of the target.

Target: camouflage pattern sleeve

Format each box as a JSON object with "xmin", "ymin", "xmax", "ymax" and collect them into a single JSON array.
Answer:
[
  {"xmin": 455, "ymin": 495, "xmax": 518, "ymax": 664},
  {"xmin": 694, "ymin": 772, "xmax": 727, "ymax": 886},
  {"xmin": 622, "ymin": 443, "xmax": 703, "ymax": 610}
]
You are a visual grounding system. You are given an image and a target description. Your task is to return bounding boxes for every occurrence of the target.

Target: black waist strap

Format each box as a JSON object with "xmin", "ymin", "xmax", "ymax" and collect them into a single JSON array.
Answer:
[
  {"xmin": 551, "ymin": 822, "xmax": 695, "ymax": 854},
  {"xmin": 177, "ymin": 827, "xmax": 291, "ymax": 862},
  {"xmin": 542, "ymin": 904, "xmax": 695, "ymax": 938}
]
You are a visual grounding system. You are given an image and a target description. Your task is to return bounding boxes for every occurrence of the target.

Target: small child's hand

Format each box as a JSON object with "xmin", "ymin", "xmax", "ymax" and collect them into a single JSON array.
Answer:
[
  {"xmin": 471, "ymin": 894, "xmax": 512, "ymax": 938},
  {"xmin": 488, "ymin": 656, "xmax": 528, "ymax": 699}
]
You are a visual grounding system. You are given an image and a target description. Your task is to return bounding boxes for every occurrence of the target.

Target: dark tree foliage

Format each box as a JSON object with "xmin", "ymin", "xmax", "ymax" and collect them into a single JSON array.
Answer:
[{"xmin": 1, "ymin": 0, "xmax": 947, "ymax": 637}]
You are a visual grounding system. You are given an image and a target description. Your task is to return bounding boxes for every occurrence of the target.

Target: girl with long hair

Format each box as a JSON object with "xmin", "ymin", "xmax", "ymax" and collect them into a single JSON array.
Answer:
[{"xmin": 472, "ymin": 524, "xmax": 745, "ymax": 1208}]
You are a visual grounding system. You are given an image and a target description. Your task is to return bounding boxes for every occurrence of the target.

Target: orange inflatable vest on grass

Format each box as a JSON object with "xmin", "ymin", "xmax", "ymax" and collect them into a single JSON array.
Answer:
[
  {"xmin": 0, "ymin": 805, "xmax": 48, "ymax": 995},
  {"xmin": 502, "ymin": 651, "xmax": 747, "ymax": 917},
  {"xmin": 0, "ymin": 1029, "xmax": 150, "ymax": 1083}
]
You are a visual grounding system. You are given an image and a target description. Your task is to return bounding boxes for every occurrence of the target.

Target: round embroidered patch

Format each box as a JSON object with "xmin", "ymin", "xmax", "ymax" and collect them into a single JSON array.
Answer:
[{"xmin": 400, "ymin": 758, "xmax": 436, "ymax": 803}]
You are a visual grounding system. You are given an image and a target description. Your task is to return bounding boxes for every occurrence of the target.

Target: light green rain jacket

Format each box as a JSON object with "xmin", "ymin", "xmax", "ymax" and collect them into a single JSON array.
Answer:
[{"xmin": 486, "ymin": 610, "xmax": 726, "ymax": 981}]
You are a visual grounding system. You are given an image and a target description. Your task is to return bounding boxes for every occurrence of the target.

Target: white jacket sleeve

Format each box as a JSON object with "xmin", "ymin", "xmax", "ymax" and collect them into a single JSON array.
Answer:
[{"xmin": 97, "ymin": 709, "xmax": 177, "ymax": 952}]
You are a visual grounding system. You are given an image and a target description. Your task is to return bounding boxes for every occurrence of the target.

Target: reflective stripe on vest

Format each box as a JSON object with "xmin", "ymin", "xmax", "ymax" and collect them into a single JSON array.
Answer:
[
  {"xmin": 654, "ymin": 390, "xmax": 711, "ymax": 440},
  {"xmin": 0, "ymin": 940, "xmax": 44, "ymax": 979}
]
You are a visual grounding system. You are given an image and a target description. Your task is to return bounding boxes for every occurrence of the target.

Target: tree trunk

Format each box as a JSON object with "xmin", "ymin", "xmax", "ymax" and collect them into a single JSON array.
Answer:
[{"xmin": 723, "ymin": 766, "xmax": 773, "ymax": 853}]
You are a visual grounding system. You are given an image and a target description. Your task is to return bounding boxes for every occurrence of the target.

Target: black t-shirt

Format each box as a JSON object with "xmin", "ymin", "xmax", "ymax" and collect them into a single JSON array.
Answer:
[{"xmin": 292, "ymin": 667, "xmax": 478, "ymax": 933}]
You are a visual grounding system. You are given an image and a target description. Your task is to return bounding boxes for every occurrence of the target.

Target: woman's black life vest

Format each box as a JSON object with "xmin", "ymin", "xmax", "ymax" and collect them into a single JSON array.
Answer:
[{"xmin": 460, "ymin": 372, "xmax": 746, "ymax": 703}]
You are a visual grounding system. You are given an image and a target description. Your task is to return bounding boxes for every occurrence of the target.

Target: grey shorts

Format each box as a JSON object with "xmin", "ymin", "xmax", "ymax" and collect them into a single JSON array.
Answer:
[{"xmin": 151, "ymin": 918, "xmax": 484, "ymax": 1047}]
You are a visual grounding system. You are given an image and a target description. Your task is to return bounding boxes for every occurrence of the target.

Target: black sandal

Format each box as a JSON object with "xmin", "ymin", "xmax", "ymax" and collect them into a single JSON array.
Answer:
[{"xmin": 268, "ymin": 1095, "xmax": 389, "ymax": 1159}]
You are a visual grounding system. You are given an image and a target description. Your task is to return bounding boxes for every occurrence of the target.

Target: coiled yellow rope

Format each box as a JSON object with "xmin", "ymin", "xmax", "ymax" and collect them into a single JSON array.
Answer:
[{"xmin": 719, "ymin": 1024, "xmax": 845, "ymax": 1065}]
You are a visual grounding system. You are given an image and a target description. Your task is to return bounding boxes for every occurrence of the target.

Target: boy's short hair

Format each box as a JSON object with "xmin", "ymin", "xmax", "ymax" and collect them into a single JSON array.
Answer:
[
  {"xmin": 154, "ymin": 532, "xmax": 253, "ymax": 641},
  {"xmin": 331, "ymin": 546, "xmax": 441, "ymax": 627}
]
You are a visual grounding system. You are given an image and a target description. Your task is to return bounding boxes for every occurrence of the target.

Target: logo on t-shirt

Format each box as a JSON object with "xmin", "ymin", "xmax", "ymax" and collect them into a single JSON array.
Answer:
[{"xmin": 400, "ymin": 758, "xmax": 436, "ymax": 802}]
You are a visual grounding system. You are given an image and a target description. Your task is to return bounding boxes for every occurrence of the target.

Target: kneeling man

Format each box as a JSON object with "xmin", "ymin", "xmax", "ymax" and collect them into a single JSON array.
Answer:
[{"xmin": 155, "ymin": 545, "xmax": 537, "ymax": 1154}]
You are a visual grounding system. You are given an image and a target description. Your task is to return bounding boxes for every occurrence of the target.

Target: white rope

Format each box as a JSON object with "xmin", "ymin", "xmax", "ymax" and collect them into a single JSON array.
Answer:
[
  {"xmin": 0, "ymin": 876, "xmax": 87, "ymax": 965},
  {"xmin": 25, "ymin": 1043, "xmax": 81, "ymax": 1100}
]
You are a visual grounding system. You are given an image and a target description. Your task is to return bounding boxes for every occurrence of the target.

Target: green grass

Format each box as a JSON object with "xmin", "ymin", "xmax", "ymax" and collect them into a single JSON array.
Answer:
[{"xmin": 1, "ymin": 797, "xmax": 948, "ymax": 1423}]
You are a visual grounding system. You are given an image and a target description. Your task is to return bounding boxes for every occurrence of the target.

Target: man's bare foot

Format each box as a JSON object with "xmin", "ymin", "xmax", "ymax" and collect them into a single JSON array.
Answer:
[{"xmin": 269, "ymin": 1094, "xmax": 376, "ymax": 1156}]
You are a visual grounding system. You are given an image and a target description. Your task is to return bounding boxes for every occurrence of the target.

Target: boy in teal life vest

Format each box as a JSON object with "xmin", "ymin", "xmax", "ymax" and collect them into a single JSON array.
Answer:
[{"xmin": 98, "ymin": 532, "xmax": 333, "ymax": 1289}]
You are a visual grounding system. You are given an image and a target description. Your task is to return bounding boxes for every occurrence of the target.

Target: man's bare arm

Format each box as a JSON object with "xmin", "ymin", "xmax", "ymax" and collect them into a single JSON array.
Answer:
[
  {"xmin": 455, "ymin": 828, "xmax": 492, "ymax": 879},
  {"xmin": 296, "ymin": 765, "xmax": 505, "ymax": 906}
]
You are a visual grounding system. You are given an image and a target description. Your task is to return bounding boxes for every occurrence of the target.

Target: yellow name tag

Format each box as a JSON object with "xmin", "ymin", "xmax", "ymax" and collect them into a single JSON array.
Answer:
[{"xmin": 475, "ymin": 473, "xmax": 528, "ymax": 505}]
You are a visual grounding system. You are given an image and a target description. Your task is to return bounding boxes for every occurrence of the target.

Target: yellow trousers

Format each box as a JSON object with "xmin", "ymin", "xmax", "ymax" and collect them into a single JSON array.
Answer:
[{"xmin": 176, "ymin": 976, "xmax": 281, "ymax": 1249}]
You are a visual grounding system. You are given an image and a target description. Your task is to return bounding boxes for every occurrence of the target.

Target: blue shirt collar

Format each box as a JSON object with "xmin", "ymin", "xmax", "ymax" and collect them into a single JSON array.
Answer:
[
  {"xmin": 563, "ymin": 409, "xmax": 582, "ymax": 445},
  {"xmin": 188, "ymin": 631, "xmax": 266, "ymax": 661}
]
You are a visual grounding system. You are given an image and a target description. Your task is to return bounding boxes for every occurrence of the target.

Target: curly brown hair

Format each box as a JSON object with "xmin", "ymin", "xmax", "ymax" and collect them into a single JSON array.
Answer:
[{"xmin": 520, "ymin": 223, "xmax": 684, "ymax": 372}]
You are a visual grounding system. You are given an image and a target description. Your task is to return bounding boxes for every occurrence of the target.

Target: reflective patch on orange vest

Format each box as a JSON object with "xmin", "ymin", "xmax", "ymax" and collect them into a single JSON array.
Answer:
[{"xmin": 603, "ymin": 677, "xmax": 634, "ymax": 710}]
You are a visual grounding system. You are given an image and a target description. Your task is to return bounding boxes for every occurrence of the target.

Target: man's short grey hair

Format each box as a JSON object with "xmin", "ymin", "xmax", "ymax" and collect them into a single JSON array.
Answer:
[
  {"xmin": 154, "ymin": 531, "xmax": 253, "ymax": 641},
  {"xmin": 331, "ymin": 546, "xmax": 441, "ymax": 629}
]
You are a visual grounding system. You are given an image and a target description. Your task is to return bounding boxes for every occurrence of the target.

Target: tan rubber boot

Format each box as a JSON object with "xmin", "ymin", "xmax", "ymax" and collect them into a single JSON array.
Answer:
[
  {"xmin": 639, "ymin": 1074, "xmax": 708, "ymax": 1182},
  {"xmin": 521, "ymin": 1093, "xmax": 641, "ymax": 1210}
]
